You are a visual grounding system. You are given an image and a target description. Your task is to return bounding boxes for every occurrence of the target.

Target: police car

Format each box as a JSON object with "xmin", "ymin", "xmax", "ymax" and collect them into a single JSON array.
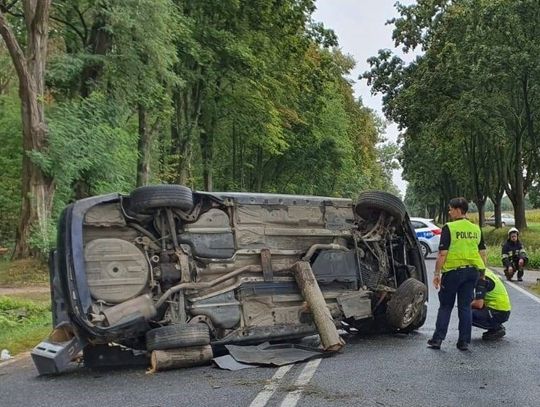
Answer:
[{"xmin": 410, "ymin": 217, "xmax": 441, "ymax": 258}]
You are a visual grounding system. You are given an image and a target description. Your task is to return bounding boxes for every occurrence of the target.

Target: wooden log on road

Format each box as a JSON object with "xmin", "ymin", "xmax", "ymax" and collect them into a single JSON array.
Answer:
[
  {"xmin": 150, "ymin": 345, "xmax": 213, "ymax": 372},
  {"xmin": 292, "ymin": 261, "xmax": 345, "ymax": 352}
]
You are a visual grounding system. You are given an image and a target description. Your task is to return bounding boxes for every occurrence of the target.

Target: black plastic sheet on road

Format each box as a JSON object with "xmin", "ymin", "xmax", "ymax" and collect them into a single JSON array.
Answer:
[
  {"xmin": 212, "ymin": 355, "xmax": 255, "ymax": 371},
  {"xmin": 218, "ymin": 342, "xmax": 326, "ymax": 368}
]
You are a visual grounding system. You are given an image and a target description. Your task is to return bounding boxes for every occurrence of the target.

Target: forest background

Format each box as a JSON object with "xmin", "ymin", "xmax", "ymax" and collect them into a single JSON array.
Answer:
[
  {"xmin": 2, "ymin": 0, "xmax": 540, "ymax": 261},
  {"xmin": 0, "ymin": 0, "xmax": 400, "ymax": 259}
]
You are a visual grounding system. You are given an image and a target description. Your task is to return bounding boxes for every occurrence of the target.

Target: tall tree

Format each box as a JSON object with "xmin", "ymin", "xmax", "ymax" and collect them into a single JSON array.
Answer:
[
  {"xmin": 0, "ymin": 0, "xmax": 53, "ymax": 258},
  {"xmin": 365, "ymin": 0, "xmax": 540, "ymax": 227}
]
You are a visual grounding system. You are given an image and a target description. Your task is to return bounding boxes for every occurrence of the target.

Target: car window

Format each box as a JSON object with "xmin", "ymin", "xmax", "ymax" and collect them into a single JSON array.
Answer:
[{"xmin": 411, "ymin": 221, "xmax": 426, "ymax": 229}]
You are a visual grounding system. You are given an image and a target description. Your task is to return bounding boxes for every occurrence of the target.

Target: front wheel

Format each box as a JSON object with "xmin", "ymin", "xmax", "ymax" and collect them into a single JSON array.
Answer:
[
  {"xmin": 355, "ymin": 191, "xmax": 406, "ymax": 224},
  {"xmin": 399, "ymin": 304, "xmax": 428, "ymax": 333},
  {"xmin": 386, "ymin": 278, "xmax": 427, "ymax": 329}
]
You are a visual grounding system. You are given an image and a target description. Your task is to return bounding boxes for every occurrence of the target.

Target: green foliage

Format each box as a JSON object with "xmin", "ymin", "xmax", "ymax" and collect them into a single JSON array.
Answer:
[
  {"xmin": 102, "ymin": 0, "xmax": 183, "ymax": 105},
  {"xmin": 38, "ymin": 92, "xmax": 137, "ymax": 206},
  {"xmin": 528, "ymin": 183, "xmax": 540, "ymax": 209},
  {"xmin": 27, "ymin": 218, "xmax": 58, "ymax": 257},
  {"xmin": 0, "ymin": 93, "xmax": 21, "ymax": 246},
  {"xmin": 366, "ymin": 0, "xmax": 540, "ymax": 224},
  {"xmin": 0, "ymin": 295, "xmax": 51, "ymax": 356},
  {"xmin": 0, "ymin": 0, "xmax": 401, "ymax": 258},
  {"xmin": 0, "ymin": 296, "xmax": 50, "ymax": 327}
]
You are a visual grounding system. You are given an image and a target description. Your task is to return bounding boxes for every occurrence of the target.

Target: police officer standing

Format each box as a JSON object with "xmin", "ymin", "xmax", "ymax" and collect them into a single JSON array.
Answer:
[{"xmin": 427, "ymin": 197, "xmax": 487, "ymax": 351}]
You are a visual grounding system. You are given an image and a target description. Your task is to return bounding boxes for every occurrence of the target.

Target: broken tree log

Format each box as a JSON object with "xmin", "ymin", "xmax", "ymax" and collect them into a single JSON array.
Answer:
[
  {"xmin": 150, "ymin": 345, "xmax": 213, "ymax": 372},
  {"xmin": 292, "ymin": 261, "xmax": 345, "ymax": 352}
]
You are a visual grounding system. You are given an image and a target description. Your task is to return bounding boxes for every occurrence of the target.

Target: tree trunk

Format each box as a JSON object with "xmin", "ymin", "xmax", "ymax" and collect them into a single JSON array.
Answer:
[
  {"xmin": 239, "ymin": 132, "xmax": 245, "ymax": 190},
  {"xmin": 255, "ymin": 146, "xmax": 263, "ymax": 192},
  {"xmin": 0, "ymin": 1, "xmax": 53, "ymax": 258},
  {"xmin": 171, "ymin": 80, "xmax": 203, "ymax": 186},
  {"xmin": 80, "ymin": 8, "xmax": 111, "ymax": 97},
  {"xmin": 136, "ymin": 103, "xmax": 151, "ymax": 187},
  {"xmin": 493, "ymin": 198, "xmax": 502, "ymax": 228},
  {"xmin": 505, "ymin": 127, "xmax": 528, "ymax": 230},
  {"xmin": 199, "ymin": 129, "xmax": 213, "ymax": 191},
  {"xmin": 475, "ymin": 198, "xmax": 486, "ymax": 227},
  {"xmin": 292, "ymin": 261, "xmax": 344, "ymax": 352},
  {"xmin": 232, "ymin": 121, "xmax": 237, "ymax": 187}
]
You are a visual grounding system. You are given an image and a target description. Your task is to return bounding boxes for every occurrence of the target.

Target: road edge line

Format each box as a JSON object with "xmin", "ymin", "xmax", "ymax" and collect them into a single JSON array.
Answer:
[{"xmin": 504, "ymin": 280, "xmax": 540, "ymax": 304}]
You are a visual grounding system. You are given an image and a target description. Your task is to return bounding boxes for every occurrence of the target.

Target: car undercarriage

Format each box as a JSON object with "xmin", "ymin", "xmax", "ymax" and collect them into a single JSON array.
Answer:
[{"xmin": 32, "ymin": 186, "xmax": 427, "ymax": 374}]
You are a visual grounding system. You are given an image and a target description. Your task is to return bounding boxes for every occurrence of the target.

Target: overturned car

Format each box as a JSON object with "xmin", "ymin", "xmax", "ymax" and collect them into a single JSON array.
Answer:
[{"xmin": 32, "ymin": 186, "xmax": 427, "ymax": 374}]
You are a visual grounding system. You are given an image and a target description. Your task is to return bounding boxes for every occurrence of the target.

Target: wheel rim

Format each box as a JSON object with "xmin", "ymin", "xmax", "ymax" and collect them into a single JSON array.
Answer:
[
  {"xmin": 420, "ymin": 244, "xmax": 428, "ymax": 257},
  {"xmin": 402, "ymin": 292, "xmax": 424, "ymax": 326}
]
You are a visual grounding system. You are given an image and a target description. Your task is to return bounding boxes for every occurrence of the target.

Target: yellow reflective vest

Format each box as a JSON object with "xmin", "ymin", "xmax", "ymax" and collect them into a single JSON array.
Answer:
[
  {"xmin": 484, "ymin": 269, "xmax": 511, "ymax": 311},
  {"xmin": 442, "ymin": 219, "xmax": 485, "ymax": 272}
]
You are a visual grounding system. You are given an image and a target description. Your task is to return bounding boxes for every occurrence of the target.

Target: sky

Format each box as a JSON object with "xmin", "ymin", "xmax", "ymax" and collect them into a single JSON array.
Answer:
[{"xmin": 312, "ymin": 0, "xmax": 417, "ymax": 195}]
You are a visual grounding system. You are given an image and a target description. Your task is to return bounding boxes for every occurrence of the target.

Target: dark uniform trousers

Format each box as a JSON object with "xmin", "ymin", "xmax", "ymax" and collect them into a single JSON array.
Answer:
[
  {"xmin": 433, "ymin": 266, "xmax": 479, "ymax": 343},
  {"xmin": 472, "ymin": 308, "xmax": 510, "ymax": 331}
]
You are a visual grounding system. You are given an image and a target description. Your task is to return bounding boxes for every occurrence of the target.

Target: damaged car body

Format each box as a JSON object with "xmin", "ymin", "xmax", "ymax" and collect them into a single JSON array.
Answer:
[{"xmin": 32, "ymin": 186, "xmax": 428, "ymax": 374}]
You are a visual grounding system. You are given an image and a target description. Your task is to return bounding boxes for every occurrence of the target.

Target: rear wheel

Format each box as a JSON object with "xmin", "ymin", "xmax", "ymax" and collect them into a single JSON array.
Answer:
[
  {"xmin": 146, "ymin": 324, "xmax": 210, "ymax": 351},
  {"xmin": 386, "ymin": 278, "xmax": 427, "ymax": 329},
  {"xmin": 129, "ymin": 184, "xmax": 193, "ymax": 214}
]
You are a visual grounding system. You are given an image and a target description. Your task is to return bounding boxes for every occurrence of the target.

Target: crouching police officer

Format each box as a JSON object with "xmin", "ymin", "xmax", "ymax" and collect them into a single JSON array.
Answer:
[
  {"xmin": 472, "ymin": 268, "xmax": 511, "ymax": 340},
  {"xmin": 428, "ymin": 197, "xmax": 487, "ymax": 351}
]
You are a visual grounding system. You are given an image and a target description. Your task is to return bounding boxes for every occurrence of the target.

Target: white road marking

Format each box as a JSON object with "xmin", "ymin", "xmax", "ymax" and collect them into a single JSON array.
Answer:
[
  {"xmin": 492, "ymin": 269, "xmax": 540, "ymax": 304},
  {"xmin": 279, "ymin": 358, "xmax": 322, "ymax": 407},
  {"xmin": 504, "ymin": 280, "xmax": 540, "ymax": 304},
  {"xmin": 249, "ymin": 364, "xmax": 294, "ymax": 407}
]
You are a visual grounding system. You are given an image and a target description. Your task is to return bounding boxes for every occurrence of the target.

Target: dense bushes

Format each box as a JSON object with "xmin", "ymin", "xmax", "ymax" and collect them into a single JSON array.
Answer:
[{"xmin": 0, "ymin": 94, "xmax": 22, "ymax": 246}]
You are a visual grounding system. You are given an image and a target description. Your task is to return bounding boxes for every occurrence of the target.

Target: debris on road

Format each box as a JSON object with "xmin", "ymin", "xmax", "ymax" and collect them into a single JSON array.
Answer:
[
  {"xmin": 149, "ymin": 345, "xmax": 213, "ymax": 373},
  {"xmin": 1, "ymin": 349, "xmax": 12, "ymax": 361}
]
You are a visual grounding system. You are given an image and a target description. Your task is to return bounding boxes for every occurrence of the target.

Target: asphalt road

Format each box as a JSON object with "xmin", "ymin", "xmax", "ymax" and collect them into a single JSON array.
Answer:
[{"xmin": 1, "ymin": 259, "xmax": 539, "ymax": 407}]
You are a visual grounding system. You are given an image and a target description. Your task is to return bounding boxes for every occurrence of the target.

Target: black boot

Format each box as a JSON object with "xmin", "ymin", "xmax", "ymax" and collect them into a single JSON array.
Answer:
[
  {"xmin": 482, "ymin": 327, "xmax": 506, "ymax": 340},
  {"xmin": 456, "ymin": 341, "xmax": 469, "ymax": 351},
  {"xmin": 427, "ymin": 338, "xmax": 442, "ymax": 349},
  {"xmin": 517, "ymin": 269, "xmax": 524, "ymax": 282}
]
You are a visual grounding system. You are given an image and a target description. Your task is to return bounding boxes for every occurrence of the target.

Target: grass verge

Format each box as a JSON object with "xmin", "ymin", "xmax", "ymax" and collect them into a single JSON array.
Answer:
[
  {"xmin": 0, "ymin": 258, "xmax": 49, "ymax": 287},
  {"xmin": 0, "ymin": 295, "xmax": 51, "ymax": 356}
]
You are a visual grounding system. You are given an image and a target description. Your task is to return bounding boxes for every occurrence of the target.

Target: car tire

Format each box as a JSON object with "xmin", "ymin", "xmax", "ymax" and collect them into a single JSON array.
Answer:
[
  {"xmin": 501, "ymin": 222, "xmax": 506, "ymax": 227},
  {"xmin": 399, "ymin": 304, "xmax": 428, "ymax": 333},
  {"xmin": 146, "ymin": 324, "xmax": 210, "ymax": 351},
  {"xmin": 419, "ymin": 242, "xmax": 430, "ymax": 259},
  {"xmin": 355, "ymin": 191, "xmax": 406, "ymax": 224},
  {"xmin": 386, "ymin": 278, "xmax": 427, "ymax": 329},
  {"xmin": 129, "ymin": 185, "xmax": 193, "ymax": 214}
]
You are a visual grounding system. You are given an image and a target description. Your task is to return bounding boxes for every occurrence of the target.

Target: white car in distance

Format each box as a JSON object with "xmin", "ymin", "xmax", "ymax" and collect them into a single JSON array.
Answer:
[
  {"xmin": 410, "ymin": 217, "xmax": 441, "ymax": 258},
  {"xmin": 485, "ymin": 213, "xmax": 515, "ymax": 227}
]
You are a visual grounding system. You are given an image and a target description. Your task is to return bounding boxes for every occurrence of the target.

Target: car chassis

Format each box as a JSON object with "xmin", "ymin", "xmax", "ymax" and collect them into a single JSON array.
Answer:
[{"xmin": 31, "ymin": 186, "xmax": 428, "ymax": 374}]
